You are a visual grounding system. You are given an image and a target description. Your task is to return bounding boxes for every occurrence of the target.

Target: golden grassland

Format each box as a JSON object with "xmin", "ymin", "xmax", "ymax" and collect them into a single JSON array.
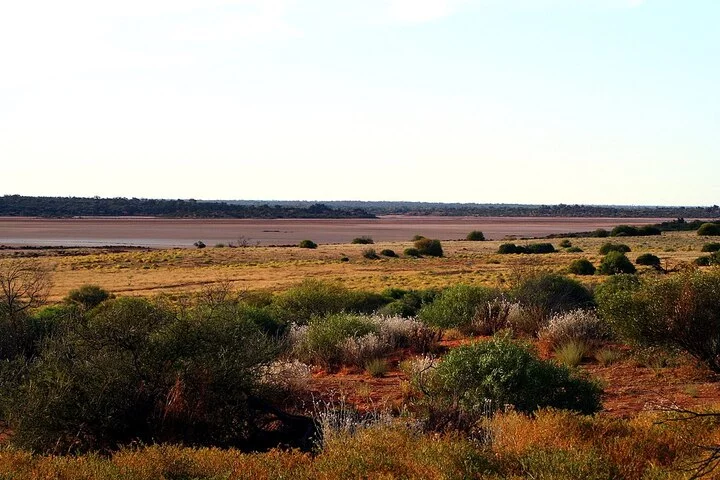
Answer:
[
  {"xmin": 1, "ymin": 409, "xmax": 719, "ymax": 479},
  {"xmin": 0, "ymin": 231, "xmax": 706, "ymax": 301}
]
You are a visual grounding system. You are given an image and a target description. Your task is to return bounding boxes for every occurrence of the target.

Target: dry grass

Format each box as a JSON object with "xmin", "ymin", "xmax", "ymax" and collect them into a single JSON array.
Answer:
[{"xmin": 1, "ymin": 231, "xmax": 706, "ymax": 301}]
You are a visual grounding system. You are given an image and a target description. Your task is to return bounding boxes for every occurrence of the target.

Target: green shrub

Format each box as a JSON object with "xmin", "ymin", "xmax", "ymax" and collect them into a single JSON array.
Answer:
[
  {"xmin": 638, "ymin": 225, "xmax": 662, "ymax": 236},
  {"xmin": 611, "ymin": 225, "xmax": 654, "ymax": 237},
  {"xmin": 525, "ymin": 243, "xmax": 556, "ymax": 254},
  {"xmin": 275, "ymin": 280, "xmax": 352, "ymax": 325},
  {"xmin": 193, "ymin": 240, "xmax": 206, "ymax": 248},
  {"xmin": 635, "ymin": 253, "xmax": 661, "ymax": 268},
  {"xmin": 351, "ymin": 236, "xmax": 374, "ymax": 244},
  {"xmin": 566, "ymin": 246, "xmax": 584, "ymax": 253},
  {"xmin": 466, "ymin": 231, "xmax": 485, "ymax": 241},
  {"xmin": 4, "ymin": 297, "xmax": 278, "ymax": 453},
  {"xmin": 346, "ymin": 291, "xmax": 392, "ymax": 314},
  {"xmin": 298, "ymin": 239, "xmax": 318, "ymax": 249},
  {"xmin": 598, "ymin": 252, "xmax": 636, "ymax": 275},
  {"xmin": 294, "ymin": 313, "xmax": 379, "ymax": 367},
  {"xmin": 596, "ymin": 270, "xmax": 720, "ymax": 373},
  {"xmin": 695, "ymin": 253, "xmax": 720, "ymax": 266},
  {"xmin": 403, "ymin": 248, "xmax": 421, "ymax": 258},
  {"xmin": 599, "ymin": 242, "xmax": 631, "ymax": 255},
  {"xmin": 378, "ymin": 289, "xmax": 439, "ymax": 317},
  {"xmin": 418, "ymin": 284, "xmax": 499, "ymax": 330},
  {"xmin": 362, "ymin": 248, "xmax": 379, "ymax": 260},
  {"xmin": 697, "ymin": 223, "xmax": 720, "ymax": 236},
  {"xmin": 379, "ymin": 249, "xmax": 398, "ymax": 258},
  {"xmin": 568, "ymin": 259, "xmax": 595, "ymax": 276},
  {"xmin": 498, "ymin": 243, "xmax": 523, "ymax": 254},
  {"xmin": 414, "ymin": 238, "xmax": 443, "ymax": 257},
  {"xmin": 512, "ymin": 272, "xmax": 594, "ymax": 319},
  {"xmin": 428, "ymin": 336, "xmax": 602, "ymax": 418},
  {"xmin": 593, "ymin": 229, "xmax": 609, "ymax": 238},
  {"xmin": 701, "ymin": 242, "xmax": 720, "ymax": 253},
  {"xmin": 64, "ymin": 284, "xmax": 112, "ymax": 309},
  {"xmin": 411, "ymin": 234, "xmax": 426, "ymax": 241},
  {"xmin": 559, "ymin": 239, "xmax": 572, "ymax": 248},
  {"xmin": 498, "ymin": 243, "xmax": 555, "ymax": 254}
]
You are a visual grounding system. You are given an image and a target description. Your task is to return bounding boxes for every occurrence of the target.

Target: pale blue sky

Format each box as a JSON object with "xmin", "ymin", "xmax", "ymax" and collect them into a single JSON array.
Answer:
[{"xmin": 1, "ymin": 0, "xmax": 718, "ymax": 205}]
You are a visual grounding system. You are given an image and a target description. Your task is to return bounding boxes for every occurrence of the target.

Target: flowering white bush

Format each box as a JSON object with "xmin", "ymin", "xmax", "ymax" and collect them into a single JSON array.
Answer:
[{"xmin": 539, "ymin": 309, "xmax": 610, "ymax": 348}]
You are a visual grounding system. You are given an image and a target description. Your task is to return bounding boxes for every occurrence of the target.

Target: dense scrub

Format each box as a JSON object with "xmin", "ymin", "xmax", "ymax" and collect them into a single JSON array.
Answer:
[{"xmin": 596, "ymin": 269, "xmax": 720, "ymax": 372}]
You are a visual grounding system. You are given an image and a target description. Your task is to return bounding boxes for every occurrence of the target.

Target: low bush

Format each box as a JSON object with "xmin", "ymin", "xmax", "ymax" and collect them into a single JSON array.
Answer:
[
  {"xmin": 351, "ymin": 236, "xmax": 374, "ymax": 244},
  {"xmin": 292, "ymin": 313, "xmax": 380, "ymax": 367},
  {"xmin": 4, "ymin": 297, "xmax": 279, "ymax": 453},
  {"xmin": 566, "ymin": 246, "xmax": 584, "ymax": 253},
  {"xmin": 64, "ymin": 285, "xmax": 112, "ymax": 309},
  {"xmin": 695, "ymin": 253, "xmax": 720, "ymax": 266},
  {"xmin": 193, "ymin": 240, "xmax": 206, "ymax": 248},
  {"xmin": 379, "ymin": 249, "xmax": 398, "ymax": 257},
  {"xmin": 424, "ymin": 336, "xmax": 602, "ymax": 423},
  {"xmin": 538, "ymin": 309, "xmax": 610, "ymax": 350},
  {"xmin": 611, "ymin": 225, "xmax": 660, "ymax": 237},
  {"xmin": 377, "ymin": 288, "xmax": 439, "ymax": 318},
  {"xmin": 598, "ymin": 252, "xmax": 636, "ymax": 275},
  {"xmin": 466, "ymin": 230, "xmax": 485, "ymax": 241},
  {"xmin": 559, "ymin": 239, "xmax": 572, "ymax": 248},
  {"xmin": 698, "ymin": 223, "xmax": 720, "ymax": 236},
  {"xmin": 275, "ymin": 280, "xmax": 390, "ymax": 325},
  {"xmin": 512, "ymin": 272, "xmax": 594, "ymax": 321},
  {"xmin": 599, "ymin": 242, "xmax": 631, "ymax": 255},
  {"xmin": 418, "ymin": 284, "xmax": 500, "ymax": 330},
  {"xmin": 498, "ymin": 243, "xmax": 523, "ymax": 254},
  {"xmin": 593, "ymin": 228, "xmax": 609, "ymax": 238},
  {"xmin": 635, "ymin": 253, "xmax": 661, "ymax": 268},
  {"xmin": 275, "ymin": 280, "xmax": 351, "ymax": 325},
  {"xmin": 414, "ymin": 238, "xmax": 443, "ymax": 257},
  {"xmin": 701, "ymin": 242, "xmax": 720, "ymax": 253},
  {"xmin": 525, "ymin": 243, "xmax": 556, "ymax": 254},
  {"xmin": 498, "ymin": 243, "xmax": 555, "ymax": 254},
  {"xmin": 403, "ymin": 248, "xmax": 421, "ymax": 258},
  {"xmin": 596, "ymin": 269, "xmax": 720, "ymax": 372},
  {"xmin": 361, "ymin": 248, "xmax": 379, "ymax": 260},
  {"xmin": 298, "ymin": 239, "xmax": 317, "ymax": 249},
  {"xmin": 568, "ymin": 259, "xmax": 595, "ymax": 275}
]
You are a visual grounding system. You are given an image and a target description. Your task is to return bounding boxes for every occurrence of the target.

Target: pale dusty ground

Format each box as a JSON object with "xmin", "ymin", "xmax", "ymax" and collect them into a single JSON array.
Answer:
[{"xmin": 0, "ymin": 215, "xmax": 676, "ymax": 247}]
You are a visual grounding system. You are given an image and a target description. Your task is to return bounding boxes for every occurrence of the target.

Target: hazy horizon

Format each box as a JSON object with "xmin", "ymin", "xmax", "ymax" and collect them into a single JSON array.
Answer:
[{"xmin": 2, "ymin": 1, "xmax": 718, "ymax": 205}]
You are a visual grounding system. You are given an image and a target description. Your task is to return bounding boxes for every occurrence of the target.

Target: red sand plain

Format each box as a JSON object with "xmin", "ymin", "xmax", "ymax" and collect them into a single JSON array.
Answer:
[{"xmin": 0, "ymin": 216, "xmax": 675, "ymax": 248}]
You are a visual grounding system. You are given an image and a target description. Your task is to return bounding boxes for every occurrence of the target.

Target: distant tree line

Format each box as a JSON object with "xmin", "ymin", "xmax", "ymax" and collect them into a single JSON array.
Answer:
[
  {"xmin": 224, "ymin": 200, "xmax": 720, "ymax": 218},
  {"xmin": 3, "ymin": 196, "xmax": 719, "ymax": 219},
  {"xmin": 0, "ymin": 196, "xmax": 376, "ymax": 219}
]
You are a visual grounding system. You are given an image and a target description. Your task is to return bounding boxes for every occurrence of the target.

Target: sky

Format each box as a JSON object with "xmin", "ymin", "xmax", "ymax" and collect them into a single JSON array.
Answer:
[{"xmin": 1, "ymin": 0, "xmax": 718, "ymax": 205}]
